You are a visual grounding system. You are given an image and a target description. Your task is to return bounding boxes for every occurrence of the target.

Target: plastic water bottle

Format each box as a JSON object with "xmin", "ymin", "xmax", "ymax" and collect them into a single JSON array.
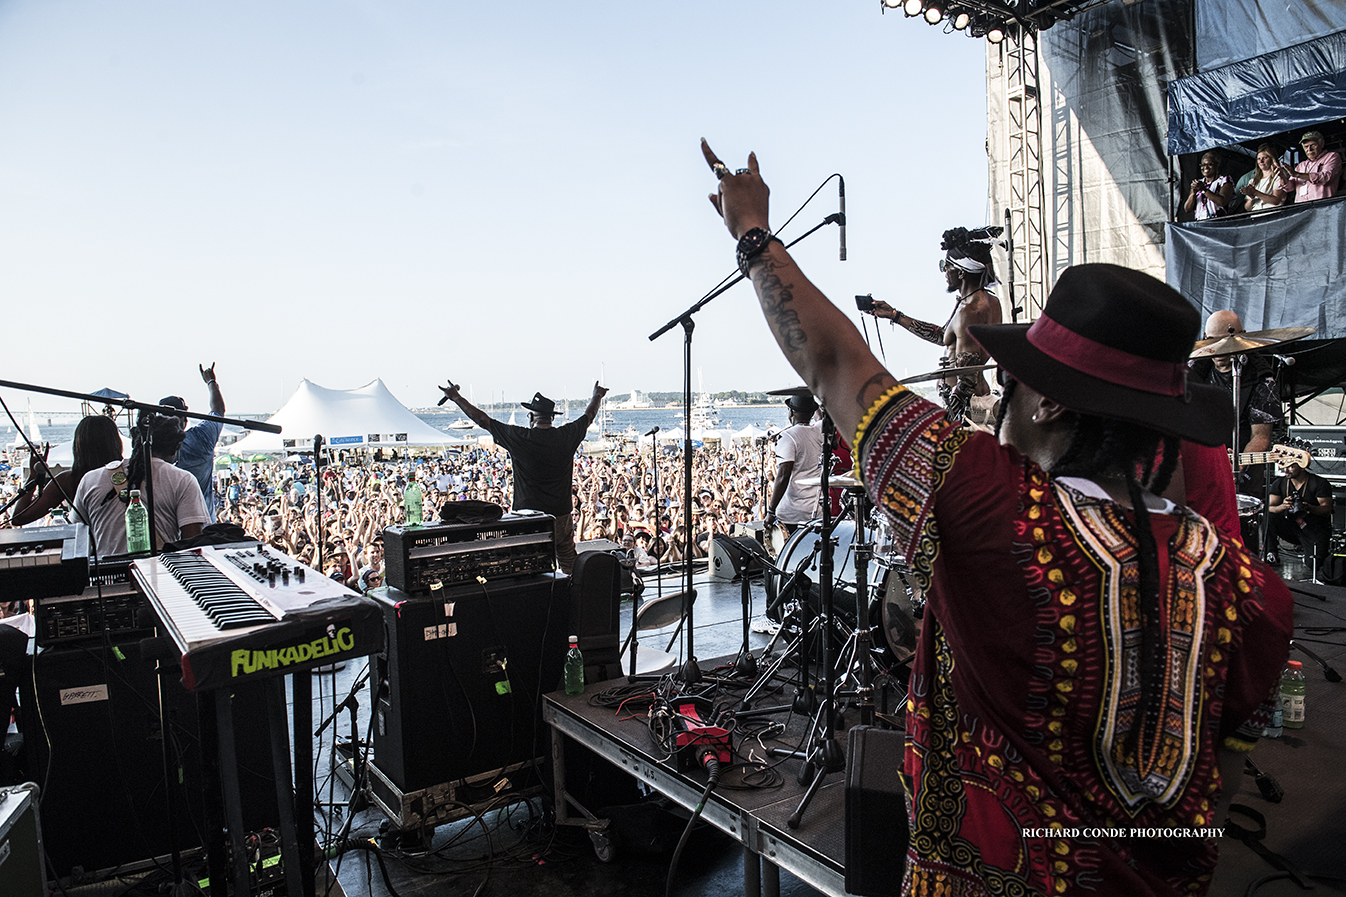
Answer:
[
  {"xmin": 404, "ymin": 475, "xmax": 423, "ymax": 526},
  {"xmin": 564, "ymin": 635, "xmax": 585, "ymax": 696},
  {"xmin": 1281, "ymin": 660, "xmax": 1306, "ymax": 729},
  {"xmin": 1263, "ymin": 694, "xmax": 1283, "ymax": 738},
  {"xmin": 125, "ymin": 489, "xmax": 151, "ymax": 555}
]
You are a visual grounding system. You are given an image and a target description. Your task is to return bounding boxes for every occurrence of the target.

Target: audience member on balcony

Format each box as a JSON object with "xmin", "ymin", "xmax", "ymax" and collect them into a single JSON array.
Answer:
[
  {"xmin": 1278, "ymin": 130, "xmax": 1341, "ymax": 202},
  {"xmin": 1238, "ymin": 144, "xmax": 1289, "ymax": 212},
  {"xmin": 1184, "ymin": 152, "xmax": 1233, "ymax": 219}
]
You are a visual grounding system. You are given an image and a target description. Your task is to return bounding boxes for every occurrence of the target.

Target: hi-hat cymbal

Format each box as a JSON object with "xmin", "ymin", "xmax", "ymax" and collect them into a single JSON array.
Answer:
[
  {"xmin": 1190, "ymin": 326, "xmax": 1314, "ymax": 359},
  {"xmin": 767, "ymin": 385, "xmax": 815, "ymax": 397},
  {"xmin": 897, "ymin": 364, "xmax": 998, "ymax": 385},
  {"xmin": 797, "ymin": 474, "xmax": 863, "ymax": 489}
]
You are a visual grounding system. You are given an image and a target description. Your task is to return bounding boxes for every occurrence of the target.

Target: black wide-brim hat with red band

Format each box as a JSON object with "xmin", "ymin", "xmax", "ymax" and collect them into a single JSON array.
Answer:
[{"xmin": 968, "ymin": 263, "xmax": 1233, "ymax": 447}]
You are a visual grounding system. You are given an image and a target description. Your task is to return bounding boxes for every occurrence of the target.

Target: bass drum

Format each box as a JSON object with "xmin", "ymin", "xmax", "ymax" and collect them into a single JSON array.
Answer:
[
  {"xmin": 766, "ymin": 519, "xmax": 866, "ymax": 622},
  {"xmin": 870, "ymin": 566, "xmax": 924, "ymax": 666}
]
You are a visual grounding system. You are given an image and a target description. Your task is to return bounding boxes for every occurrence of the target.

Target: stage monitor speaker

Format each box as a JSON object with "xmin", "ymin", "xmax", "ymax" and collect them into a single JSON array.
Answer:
[
  {"xmin": 0, "ymin": 784, "xmax": 43, "ymax": 897},
  {"xmin": 845, "ymin": 725, "xmax": 907, "ymax": 897},
  {"xmin": 21, "ymin": 643, "xmax": 277, "ymax": 878},
  {"xmin": 711, "ymin": 534, "xmax": 767, "ymax": 581},
  {"xmin": 372, "ymin": 574, "xmax": 569, "ymax": 793}
]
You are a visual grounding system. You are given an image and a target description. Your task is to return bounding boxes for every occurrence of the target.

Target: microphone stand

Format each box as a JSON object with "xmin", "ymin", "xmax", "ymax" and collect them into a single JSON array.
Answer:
[
  {"xmin": 313, "ymin": 434, "xmax": 325, "ymax": 574},
  {"xmin": 647, "ymin": 214, "xmax": 842, "ymax": 684}
]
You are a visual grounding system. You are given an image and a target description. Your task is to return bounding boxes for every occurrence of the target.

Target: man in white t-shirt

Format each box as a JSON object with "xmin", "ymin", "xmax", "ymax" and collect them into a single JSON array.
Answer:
[
  {"xmin": 766, "ymin": 394, "xmax": 824, "ymax": 534},
  {"xmin": 73, "ymin": 414, "xmax": 209, "ymax": 558}
]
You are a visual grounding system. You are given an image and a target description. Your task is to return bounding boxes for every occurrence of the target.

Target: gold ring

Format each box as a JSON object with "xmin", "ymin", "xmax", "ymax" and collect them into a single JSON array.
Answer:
[{"xmin": 711, "ymin": 162, "xmax": 730, "ymax": 180}]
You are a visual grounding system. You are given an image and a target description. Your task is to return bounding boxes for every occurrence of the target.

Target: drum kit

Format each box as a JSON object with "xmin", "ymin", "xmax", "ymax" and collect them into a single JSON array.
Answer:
[{"xmin": 1191, "ymin": 323, "xmax": 1314, "ymax": 542}]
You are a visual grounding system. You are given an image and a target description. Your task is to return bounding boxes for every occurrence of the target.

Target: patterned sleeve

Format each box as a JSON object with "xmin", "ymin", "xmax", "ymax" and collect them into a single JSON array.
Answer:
[
  {"xmin": 1218, "ymin": 553, "xmax": 1294, "ymax": 751},
  {"xmin": 853, "ymin": 386, "xmax": 968, "ymax": 590}
]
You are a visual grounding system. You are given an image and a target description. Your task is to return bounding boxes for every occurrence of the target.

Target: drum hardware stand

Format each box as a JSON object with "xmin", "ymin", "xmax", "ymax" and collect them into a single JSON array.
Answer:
[
  {"xmin": 737, "ymin": 544, "xmax": 826, "ymax": 715},
  {"xmin": 649, "ymin": 213, "xmax": 841, "ymax": 686},
  {"xmin": 828, "ymin": 487, "xmax": 878, "ymax": 727},
  {"xmin": 768, "ymin": 412, "xmax": 846, "ymax": 829}
]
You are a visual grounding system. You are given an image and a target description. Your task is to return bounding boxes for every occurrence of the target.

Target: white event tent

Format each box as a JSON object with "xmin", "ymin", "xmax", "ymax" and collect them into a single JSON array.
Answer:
[{"xmin": 229, "ymin": 379, "xmax": 468, "ymax": 455}]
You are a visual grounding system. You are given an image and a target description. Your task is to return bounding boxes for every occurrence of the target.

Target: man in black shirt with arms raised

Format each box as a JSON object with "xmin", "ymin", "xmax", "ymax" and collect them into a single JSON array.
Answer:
[{"xmin": 439, "ymin": 380, "xmax": 607, "ymax": 574}]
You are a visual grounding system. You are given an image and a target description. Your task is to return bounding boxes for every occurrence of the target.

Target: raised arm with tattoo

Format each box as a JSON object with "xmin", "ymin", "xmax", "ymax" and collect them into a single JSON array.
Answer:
[{"xmin": 701, "ymin": 139, "xmax": 890, "ymax": 443}]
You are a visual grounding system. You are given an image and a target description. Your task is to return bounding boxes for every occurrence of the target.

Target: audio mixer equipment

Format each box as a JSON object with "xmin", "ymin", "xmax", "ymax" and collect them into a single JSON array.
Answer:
[
  {"xmin": 130, "ymin": 542, "xmax": 383, "ymax": 691},
  {"xmin": 0, "ymin": 523, "xmax": 89, "ymax": 600},
  {"xmin": 383, "ymin": 513, "xmax": 556, "ymax": 595}
]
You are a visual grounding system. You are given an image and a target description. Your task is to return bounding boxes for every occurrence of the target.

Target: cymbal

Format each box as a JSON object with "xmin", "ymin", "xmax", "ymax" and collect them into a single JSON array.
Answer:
[
  {"xmin": 1190, "ymin": 326, "xmax": 1314, "ymax": 359},
  {"xmin": 797, "ymin": 474, "xmax": 863, "ymax": 489},
  {"xmin": 897, "ymin": 363, "xmax": 998, "ymax": 385},
  {"xmin": 767, "ymin": 385, "xmax": 814, "ymax": 397}
]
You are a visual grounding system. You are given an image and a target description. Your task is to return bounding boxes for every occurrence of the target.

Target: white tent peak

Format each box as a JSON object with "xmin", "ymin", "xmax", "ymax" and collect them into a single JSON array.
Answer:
[{"xmin": 229, "ymin": 378, "xmax": 465, "ymax": 454}]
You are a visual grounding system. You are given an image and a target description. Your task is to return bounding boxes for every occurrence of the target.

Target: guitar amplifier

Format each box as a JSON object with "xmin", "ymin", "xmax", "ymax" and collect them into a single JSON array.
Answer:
[
  {"xmin": 384, "ymin": 514, "xmax": 556, "ymax": 595},
  {"xmin": 1287, "ymin": 426, "xmax": 1346, "ymax": 481}
]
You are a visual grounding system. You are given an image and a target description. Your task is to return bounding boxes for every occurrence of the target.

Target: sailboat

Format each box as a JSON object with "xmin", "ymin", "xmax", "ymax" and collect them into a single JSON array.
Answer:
[{"xmin": 9, "ymin": 399, "xmax": 42, "ymax": 448}]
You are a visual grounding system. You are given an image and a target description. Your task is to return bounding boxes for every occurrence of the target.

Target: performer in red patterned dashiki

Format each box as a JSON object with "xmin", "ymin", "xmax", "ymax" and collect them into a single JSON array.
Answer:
[{"xmin": 700, "ymin": 140, "xmax": 1292, "ymax": 897}]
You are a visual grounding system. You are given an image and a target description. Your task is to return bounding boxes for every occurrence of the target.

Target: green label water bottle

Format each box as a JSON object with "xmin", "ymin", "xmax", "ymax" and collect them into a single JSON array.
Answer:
[
  {"xmin": 404, "ymin": 476, "xmax": 423, "ymax": 526},
  {"xmin": 1281, "ymin": 660, "xmax": 1306, "ymax": 729},
  {"xmin": 564, "ymin": 635, "xmax": 585, "ymax": 696},
  {"xmin": 126, "ymin": 489, "xmax": 151, "ymax": 555}
]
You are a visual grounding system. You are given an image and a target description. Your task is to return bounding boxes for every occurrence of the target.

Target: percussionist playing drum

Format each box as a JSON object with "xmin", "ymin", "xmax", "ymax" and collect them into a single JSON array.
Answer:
[{"xmin": 766, "ymin": 393, "xmax": 823, "ymax": 535}]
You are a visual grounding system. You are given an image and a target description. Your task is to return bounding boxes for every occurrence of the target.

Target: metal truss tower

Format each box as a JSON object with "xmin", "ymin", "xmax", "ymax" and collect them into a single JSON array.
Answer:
[{"xmin": 1003, "ymin": 28, "xmax": 1049, "ymax": 322}]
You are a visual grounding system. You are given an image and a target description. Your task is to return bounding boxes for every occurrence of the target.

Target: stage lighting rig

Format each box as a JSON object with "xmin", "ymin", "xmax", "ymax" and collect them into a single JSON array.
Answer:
[{"xmin": 881, "ymin": 0, "xmax": 1085, "ymax": 42}]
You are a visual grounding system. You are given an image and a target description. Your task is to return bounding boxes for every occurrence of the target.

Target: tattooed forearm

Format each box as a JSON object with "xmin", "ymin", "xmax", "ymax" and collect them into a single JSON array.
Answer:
[
  {"xmin": 856, "ymin": 371, "xmax": 899, "ymax": 411},
  {"xmin": 900, "ymin": 316, "xmax": 945, "ymax": 345},
  {"xmin": 753, "ymin": 259, "xmax": 808, "ymax": 353}
]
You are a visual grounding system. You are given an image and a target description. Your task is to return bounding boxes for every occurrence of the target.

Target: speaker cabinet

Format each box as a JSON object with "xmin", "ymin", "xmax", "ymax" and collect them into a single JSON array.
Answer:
[
  {"xmin": 845, "ymin": 725, "xmax": 908, "ymax": 897},
  {"xmin": 711, "ymin": 534, "xmax": 767, "ymax": 581},
  {"xmin": 21, "ymin": 644, "xmax": 276, "ymax": 877},
  {"xmin": 372, "ymin": 575, "xmax": 569, "ymax": 792}
]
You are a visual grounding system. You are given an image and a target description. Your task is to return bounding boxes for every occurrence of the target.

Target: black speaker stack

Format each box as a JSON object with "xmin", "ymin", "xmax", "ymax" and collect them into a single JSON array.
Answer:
[
  {"xmin": 21, "ymin": 641, "xmax": 277, "ymax": 879},
  {"xmin": 371, "ymin": 574, "xmax": 569, "ymax": 795}
]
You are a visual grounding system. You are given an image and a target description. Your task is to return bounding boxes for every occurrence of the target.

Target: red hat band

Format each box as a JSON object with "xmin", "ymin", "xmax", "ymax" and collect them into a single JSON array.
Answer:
[{"xmin": 1026, "ymin": 314, "xmax": 1187, "ymax": 397}]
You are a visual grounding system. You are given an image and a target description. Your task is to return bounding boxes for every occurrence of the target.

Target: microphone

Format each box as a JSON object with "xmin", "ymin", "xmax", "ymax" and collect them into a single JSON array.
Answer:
[
  {"xmin": 436, "ymin": 380, "xmax": 460, "ymax": 406},
  {"xmin": 838, "ymin": 176, "xmax": 846, "ymax": 261},
  {"xmin": 644, "ymin": 426, "xmax": 660, "ymax": 437},
  {"xmin": 1269, "ymin": 354, "xmax": 1296, "ymax": 366}
]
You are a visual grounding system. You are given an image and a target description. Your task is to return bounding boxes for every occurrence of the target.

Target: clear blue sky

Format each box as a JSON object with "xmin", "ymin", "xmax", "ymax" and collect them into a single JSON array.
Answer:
[{"xmin": 0, "ymin": 1, "xmax": 989, "ymax": 416}]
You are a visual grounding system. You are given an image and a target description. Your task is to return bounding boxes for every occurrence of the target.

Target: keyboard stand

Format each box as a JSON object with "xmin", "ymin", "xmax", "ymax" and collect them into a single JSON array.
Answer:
[{"xmin": 200, "ymin": 674, "xmax": 319, "ymax": 897}]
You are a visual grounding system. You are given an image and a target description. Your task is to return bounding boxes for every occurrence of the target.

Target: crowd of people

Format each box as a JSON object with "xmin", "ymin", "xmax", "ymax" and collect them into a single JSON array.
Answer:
[
  {"xmin": 208, "ymin": 443, "xmax": 778, "ymax": 587},
  {"xmin": 1184, "ymin": 128, "xmax": 1341, "ymax": 219}
]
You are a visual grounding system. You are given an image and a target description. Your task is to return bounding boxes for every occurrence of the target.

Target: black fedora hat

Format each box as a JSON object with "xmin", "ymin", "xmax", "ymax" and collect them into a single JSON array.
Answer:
[
  {"xmin": 521, "ymin": 392, "xmax": 557, "ymax": 416},
  {"xmin": 968, "ymin": 264, "xmax": 1232, "ymax": 446}
]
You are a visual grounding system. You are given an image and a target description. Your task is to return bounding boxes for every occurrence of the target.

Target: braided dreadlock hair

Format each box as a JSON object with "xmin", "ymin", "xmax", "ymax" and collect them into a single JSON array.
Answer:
[
  {"xmin": 126, "ymin": 412, "xmax": 187, "ymax": 493},
  {"xmin": 1050, "ymin": 411, "xmax": 1181, "ymax": 759},
  {"xmin": 941, "ymin": 225, "xmax": 1002, "ymax": 290}
]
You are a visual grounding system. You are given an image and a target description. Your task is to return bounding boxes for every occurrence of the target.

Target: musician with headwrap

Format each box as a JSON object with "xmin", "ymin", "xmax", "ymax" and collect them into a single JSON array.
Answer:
[{"xmin": 864, "ymin": 226, "xmax": 1004, "ymax": 425}]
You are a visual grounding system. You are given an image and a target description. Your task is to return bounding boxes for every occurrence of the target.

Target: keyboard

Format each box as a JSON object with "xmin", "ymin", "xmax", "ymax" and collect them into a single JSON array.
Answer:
[{"xmin": 131, "ymin": 543, "xmax": 384, "ymax": 691}]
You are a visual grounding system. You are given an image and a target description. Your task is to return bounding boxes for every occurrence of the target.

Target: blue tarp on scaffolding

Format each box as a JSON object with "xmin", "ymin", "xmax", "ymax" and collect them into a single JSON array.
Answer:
[
  {"xmin": 1168, "ymin": 28, "xmax": 1346, "ymax": 156},
  {"xmin": 1166, "ymin": 196, "xmax": 1346, "ymax": 338}
]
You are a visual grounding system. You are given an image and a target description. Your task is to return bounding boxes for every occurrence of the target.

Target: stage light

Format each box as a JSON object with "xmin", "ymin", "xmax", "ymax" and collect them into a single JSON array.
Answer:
[
  {"xmin": 882, "ymin": 0, "xmax": 902, "ymax": 8},
  {"xmin": 904, "ymin": 0, "xmax": 923, "ymax": 16},
  {"xmin": 986, "ymin": 26, "xmax": 1005, "ymax": 42},
  {"xmin": 952, "ymin": 11, "xmax": 971, "ymax": 29},
  {"xmin": 924, "ymin": 4, "xmax": 944, "ymax": 24}
]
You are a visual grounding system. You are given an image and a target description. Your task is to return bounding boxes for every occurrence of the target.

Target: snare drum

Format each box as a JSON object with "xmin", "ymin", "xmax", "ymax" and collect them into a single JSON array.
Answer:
[{"xmin": 1237, "ymin": 494, "xmax": 1264, "ymax": 519}]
